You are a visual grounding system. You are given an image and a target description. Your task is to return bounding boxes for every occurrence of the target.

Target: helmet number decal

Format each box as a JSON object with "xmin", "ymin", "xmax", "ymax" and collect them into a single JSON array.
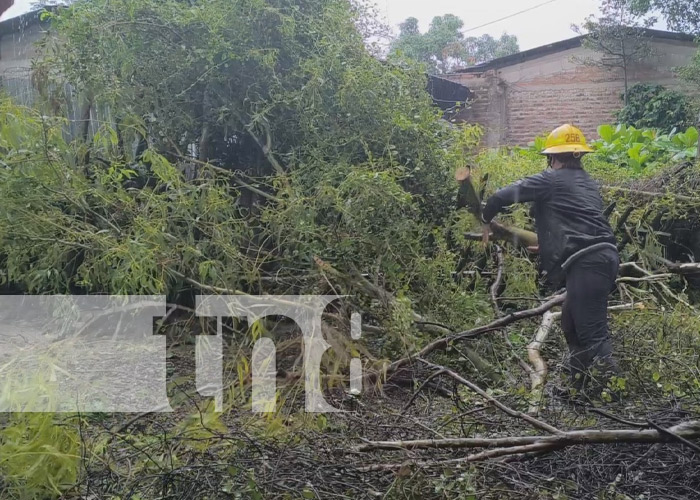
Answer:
[{"xmin": 565, "ymin": 133, "xmax": 581, "ymax": 143}]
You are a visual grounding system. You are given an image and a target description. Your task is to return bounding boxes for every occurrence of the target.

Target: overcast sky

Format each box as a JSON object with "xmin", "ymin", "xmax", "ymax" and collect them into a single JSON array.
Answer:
[
  {"xmin": 0, "ymin": 0, "xmax": 665, "ymax": 51},
  {"xmin": 378, "ymin": 0, "xmax": 663, "ymax": 50}
]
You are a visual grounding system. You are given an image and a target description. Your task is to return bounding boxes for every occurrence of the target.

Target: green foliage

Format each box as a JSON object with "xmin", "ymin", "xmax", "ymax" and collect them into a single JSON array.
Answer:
[
  {"xmin": 616, "ymin": 83, "xmax": 696, "ymax": 132},
  {"xmin": 2, "ymin": 1, "xmax": 699, "ymax": 498},
  {"xmin": 0, "ymin": 99, "xmax": 253, "ymax": 294},
  {"xmin": 464, "ymin": 33, "xmax": 519, "ymax": 65},
  {"xmin": 592, "ymin": 123, "xmax": 698, "ymax": 173},
  {"xmin": 0, "ymin": 371, "xmax": 80, "ymax": 499},
  {"xmin": 0, "ymin": 413, "xmax": 80, "ymax": 499},
  {"xmin": 612, "ymin": 307, "xmax": 700, "ymax": 400},
  {"xmin": 679, "ymin": 46, "xmax": 700, "ymax": 88},
  {"xmin": 388, "ymin": 14, "xmax": 518, "ymax": 73},
  {"xmin": 632, "ymin": 0, "xmax": 700, "ymax": 34},
  {"xmin": 525, "ymin": 123, "xmax": 698, "ymax": 176},
  {"xmin": 2, "ymin": 0, "xmax": 484, "ymax": 302}
]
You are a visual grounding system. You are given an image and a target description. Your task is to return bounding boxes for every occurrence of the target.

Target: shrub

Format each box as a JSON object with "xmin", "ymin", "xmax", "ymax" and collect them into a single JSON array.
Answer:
[
  {"xmin": 616, "ymin": 83, "xmax": 695, "ymax": 133},
  {"xmin": 592, "ymin": 123, "xmax": 698, "ymax": 173}
]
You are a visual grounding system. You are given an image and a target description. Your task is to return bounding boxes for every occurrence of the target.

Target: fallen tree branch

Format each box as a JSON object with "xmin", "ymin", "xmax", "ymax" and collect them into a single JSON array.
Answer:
[
  {"xmin": 314, "ymin": 257, "xmax": 502, "ymax": 383},
  {"xmin": 464, "ymin": 221, "xmax": 538, "ymax": 249},
  {"xmin": 490, "ymin": 245, "xmax": 505, "ymax": 317},
  {"xmin": 648, "ymin": 420, "xmax": 700, "ymax": 454},
  {"xmin": 490, "ymin": 220, "xmax": 538, "ymax": 248},
  {"xmin": 386, "ymin": 293, "xmax": 566, "ymax": 375},
  {"xmin": 666, "ymin": 262, "xmax": 700, "ymax": 276},
  {"xmin": 526, "ymin": 303, "xmax": 643, "ymax": 415},
  {"xmin": 602, "ymin": 185, "xmax": 695, "ymax": 203},
  {"xmin": 587, "ymin": 408, "xmax": 647, "ymax": 428},
  {"xmin": 416, "ymin": 358, "xmax": 562, "ymax": 435},
  {"xmin": 356, "ymin": 420, "xmax": 700, "ymax": 467},
  {"xmin": 641, "ymin": 253, "xmax": 700, "ymax": 277},
  {"xmin": 397, "ymin": 369, "xmax": 447, "ymax": 419},
  {"xmin": 617, "ymin": 274, "xmax": 675, "ymax": 283},
  {"xmin": 527, "ymin": 311, "xmax": 557, "ymax": 415}
]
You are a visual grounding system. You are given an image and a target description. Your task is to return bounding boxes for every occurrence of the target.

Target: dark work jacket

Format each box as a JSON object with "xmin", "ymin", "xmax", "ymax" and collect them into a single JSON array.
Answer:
[{"xmin": 482, "ymin": 167, "xmax": 616, "ymax": 289}]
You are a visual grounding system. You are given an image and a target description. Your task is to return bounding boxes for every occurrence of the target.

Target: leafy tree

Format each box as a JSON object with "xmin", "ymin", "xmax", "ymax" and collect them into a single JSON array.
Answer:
[
  {"xmin": 574, "ymin": 0, "xmax": 656, "ymax": 105},
  {"xmin": 616, "ymin": 83, "xmax": 695, "ymax": 132},
  {"xmin": 464, "ymin": 33, "xmax": 520, "ymax": 65},
  {"xmin": 12, "ymin": 0, "xmax": 485, "ymax": 306},
  {"xmin": 389, "ymin": 15, "xmax": 519, "ymax": 73},
  {"xmin": 633, "ymin": 0, "xmax": 700, "ymax": 35},
  {"xmin": 389, "ymin": 14, "xmax": 466, "ymax": 74}
]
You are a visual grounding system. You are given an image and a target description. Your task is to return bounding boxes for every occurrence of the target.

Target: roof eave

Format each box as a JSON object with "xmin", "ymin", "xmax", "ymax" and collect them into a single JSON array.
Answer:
[{"xmin": 450, "ymin": 28, "xmax": 697, "ymax": 75}]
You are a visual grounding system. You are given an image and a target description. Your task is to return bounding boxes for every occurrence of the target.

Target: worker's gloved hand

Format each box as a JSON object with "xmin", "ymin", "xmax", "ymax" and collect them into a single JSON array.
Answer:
[{"xmin": 455, "ymin": 167, "xmax": 470, "ymax": 184}]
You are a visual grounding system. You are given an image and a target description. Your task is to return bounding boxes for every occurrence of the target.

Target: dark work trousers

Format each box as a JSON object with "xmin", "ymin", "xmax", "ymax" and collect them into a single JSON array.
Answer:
[{"xmin": 561, "ymin": 247, "xmax": 620, "ymax": 391}]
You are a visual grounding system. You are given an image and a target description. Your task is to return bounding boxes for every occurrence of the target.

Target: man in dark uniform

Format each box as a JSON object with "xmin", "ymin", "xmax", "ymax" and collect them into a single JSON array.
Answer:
[{"xmin": 481, "ymin": 124, "xmax": 620, "ymax": 395}]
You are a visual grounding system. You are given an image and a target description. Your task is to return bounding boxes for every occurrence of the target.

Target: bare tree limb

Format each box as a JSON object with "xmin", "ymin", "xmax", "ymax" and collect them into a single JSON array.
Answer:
[
  {"xmin": 648, "ymin": 420, "xmax": 700, "ymax": 454},
  {"xmin": 386, "ymin": 293, "xmax": 566, "ymax": 375},
  {"xmin": 490, "ymin": 245, "xmax": 505, "ymax": 317},
  {"xmin": 396, "ymin": 369, "xmax": 447, "ymax": 419},
  {"xmin": 356, "ymin": 420, "xmax": 700, "ymax": 466},
  {"xmin": 527, "ymin": 311, "xmax": 558, "ymax": 415},
  {"xmin": 416, "ymin": 358, "xmax": 562, "ymax": 435}
]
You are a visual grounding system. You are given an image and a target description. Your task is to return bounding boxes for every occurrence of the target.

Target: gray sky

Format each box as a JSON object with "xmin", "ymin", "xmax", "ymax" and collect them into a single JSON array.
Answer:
[
  {"xmin": 1, "ymin": 0, "xmax": 664, "ymax": 51},
  {"xmin": 380, "ymin": 0, "xmax": 605, "ymax": 50}
]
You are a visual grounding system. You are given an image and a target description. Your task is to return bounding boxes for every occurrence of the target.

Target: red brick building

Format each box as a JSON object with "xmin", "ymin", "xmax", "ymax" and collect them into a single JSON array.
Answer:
[{"xmin": 442, "ymin": 29, "xmax": 698, "ymax": 148}]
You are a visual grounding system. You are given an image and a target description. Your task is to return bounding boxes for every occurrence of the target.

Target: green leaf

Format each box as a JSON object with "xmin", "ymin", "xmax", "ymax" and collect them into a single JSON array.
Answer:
[
  {"xmin": 598, "ymin": 124, "xmax": 614, "ymax": 143},
  {"xmin": 683, "ymin": 126, "xmax": 698, "ymax": 146}
]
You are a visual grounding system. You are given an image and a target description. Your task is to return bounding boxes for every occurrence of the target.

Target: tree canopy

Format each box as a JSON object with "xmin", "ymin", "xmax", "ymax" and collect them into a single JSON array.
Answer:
[
  {"xmin": 633, "ymin": 0, "xmax": 700, "ymax": 34},
  {"xmin": 388, "ymin": 14, "xmax": 519, "ymax": 73},
  {"xmin": 11, "ymin": 0, "xmax": 482, "ymax": 301}
]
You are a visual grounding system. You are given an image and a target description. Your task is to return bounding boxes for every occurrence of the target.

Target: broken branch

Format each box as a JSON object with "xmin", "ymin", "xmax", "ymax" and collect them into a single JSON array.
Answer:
[
  {"xmin": 527, "ymin": 311, "xmax": 558, "ymax": 415},
  {"xmin": 357, "ymin": 419, "xmax": 700, "ymax": 454},
  {"xmin": 602, "ymin": 185, "xmax": 695, "ymax": 203},
  {"xmin": 416, "ymin": 358, "xmax": 562, "ymax": 435},
  {"xmin": 387, "ymin": 293, "xmax": 566, "ymax": 375}
]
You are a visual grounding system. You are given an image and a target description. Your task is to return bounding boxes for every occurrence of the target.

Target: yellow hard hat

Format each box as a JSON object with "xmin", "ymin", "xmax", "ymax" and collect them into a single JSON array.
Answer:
[{"xmin": 541, "ymin": 124, "xmax": 594, "ymax": 155}]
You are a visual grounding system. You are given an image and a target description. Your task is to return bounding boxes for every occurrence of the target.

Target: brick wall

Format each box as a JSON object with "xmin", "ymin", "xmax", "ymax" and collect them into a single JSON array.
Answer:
[
  {"xmin": 505, "ymin": 66, "xmax": 626, "ymax": 146},
  {"xmin": 445, "ymin": 38, "xmax": 699, "ymax": 148},
  {"xmin": 454, "ymin": 71, "xmax": 507, "ymax": 146},
  {"xmin": 506, "ymin": 86, "xmax": 621, "ymax": 145}
]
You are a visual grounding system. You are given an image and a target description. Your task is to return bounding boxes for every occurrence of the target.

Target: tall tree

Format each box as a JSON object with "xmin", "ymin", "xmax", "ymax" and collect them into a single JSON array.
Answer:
[
  {"xmin": 574, "ymin": 0, "xmax": 656, "ymax": 105},
  {"xmin": 389, "ymin": 15, "xmax": 519, "ymax": 74}
]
